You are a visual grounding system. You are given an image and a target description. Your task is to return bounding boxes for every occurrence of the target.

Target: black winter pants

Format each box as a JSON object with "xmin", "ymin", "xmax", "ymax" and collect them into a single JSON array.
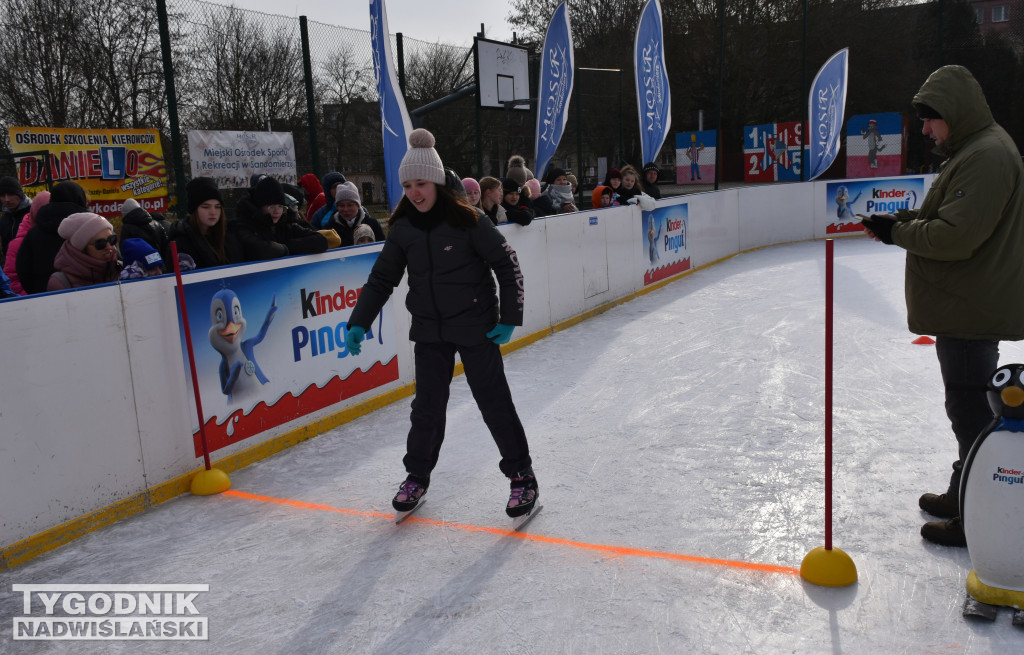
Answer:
[
  {"xmin": 935, "ymin": 336, "xmax": 999, "ymax": 498},
  {"xmin": 404, "ymin": 340, "xmax": 532, "ymax": 480}
]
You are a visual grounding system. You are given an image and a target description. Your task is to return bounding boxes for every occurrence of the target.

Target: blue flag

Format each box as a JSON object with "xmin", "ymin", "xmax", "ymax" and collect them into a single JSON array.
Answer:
[
  {"xmin": 369, "ymin": 0, "xmax": 413, "ymax": 210},
  {"xmin": 807, "ymin": 48, "xmax": 849, "ymax": 181},
  {"xmin": 534, "ymin": 2, "xmax": 574, "ymax": 181},
  {"xmin": 635, "ymin": 0, "xmax": 671, "ymax": 167}
]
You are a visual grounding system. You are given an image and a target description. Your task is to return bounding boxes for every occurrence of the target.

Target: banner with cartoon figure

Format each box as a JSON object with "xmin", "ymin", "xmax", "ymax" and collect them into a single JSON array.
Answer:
[
  {"xmin": 675, "ymin": 130, "xmax": 716, "ymax": 185},
  {"xmin": 743, "ymin": 121, "xmax": 804, "ymax": 182},
  {"xmin": 8, "ymin": 126, "xmax": 168, "ymax": 216},
  {"xmin": 846, "ymin": 112, "xmax": 906, "ymax": 178},
  {"xmin": 175, "ymin": 253, "xmax": 399, "ymax": 456},
  {"xmin": 823, "ymin": 176, "xmax": 925, "ymax": 234},
  {"xmin": 642, "ymin": 201, "xmax": 689, "ymax": 286}
]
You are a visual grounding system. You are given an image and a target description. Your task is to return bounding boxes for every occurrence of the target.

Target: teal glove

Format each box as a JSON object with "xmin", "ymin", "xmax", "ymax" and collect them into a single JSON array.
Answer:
[
  {"xmin": 486, "ymin": 323, "xmax": 515, "ymax": 345},
  {"xmin": 345, "ymin": 325, "xmax": 365, "ymax": 355}
]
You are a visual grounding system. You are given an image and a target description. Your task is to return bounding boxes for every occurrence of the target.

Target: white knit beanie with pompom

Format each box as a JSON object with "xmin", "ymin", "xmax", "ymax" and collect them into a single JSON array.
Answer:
[{"xmin": 399, "ymin": 129, "xmax": 446, "ymax": 185}]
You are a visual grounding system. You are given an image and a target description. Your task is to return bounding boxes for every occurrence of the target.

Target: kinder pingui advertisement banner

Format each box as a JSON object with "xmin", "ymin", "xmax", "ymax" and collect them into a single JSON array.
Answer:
[
  {"xmin": 8, "ymin": 126, "xmax": 168, "ymax": 217},
  {"xmin": 675, "ymin": 130, "xmax": 715, "ymax": 185},
  {"xmin": 642, "ymin": 201, "xmax": 690, "ymax": 285},
  {"xmin": 823, "ymin": 176, "xmax": 925, "ymax": 234},
  {"xmin": 175, "ymin": 253, "xmax": 399, "ymax": 456},
  {"xmin": 743, "ymin": 121, "xmax": 804, "ymax": 182}
]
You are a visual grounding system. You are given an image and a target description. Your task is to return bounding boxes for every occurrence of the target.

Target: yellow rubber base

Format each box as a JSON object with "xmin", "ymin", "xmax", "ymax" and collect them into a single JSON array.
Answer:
[
  {"xmin": 966, "ymin": 569, "xmax": 1024, "ymax": 608},
  {"xmin": 800, "ymin": 546, "xmax": 858, "ymax": 587},
  {"xmin": 190, "ymin": 468, "xmax": 232, "ymax": 496}
]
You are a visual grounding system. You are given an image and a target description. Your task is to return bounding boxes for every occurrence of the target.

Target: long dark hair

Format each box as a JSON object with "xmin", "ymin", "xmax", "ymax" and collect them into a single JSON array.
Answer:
[
  {"xmin": 188, "ymin": 207, "xmax": 229, "ymax": 264},
  {"xmin": 392, "ymin": 183, "xmax": 479, "ymax": 231}
]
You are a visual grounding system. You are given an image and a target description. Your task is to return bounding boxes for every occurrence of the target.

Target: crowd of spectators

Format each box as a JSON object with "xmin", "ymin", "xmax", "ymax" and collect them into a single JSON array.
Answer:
[{"xmin": 0, "ymin": 153, "xmax": 665, "ymax": 297}]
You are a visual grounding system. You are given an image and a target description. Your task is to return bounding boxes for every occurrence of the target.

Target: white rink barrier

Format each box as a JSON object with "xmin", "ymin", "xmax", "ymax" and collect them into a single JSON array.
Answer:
[{"xmin": 0, "ymin": 175, "xmax": 932, "ymax": 565}]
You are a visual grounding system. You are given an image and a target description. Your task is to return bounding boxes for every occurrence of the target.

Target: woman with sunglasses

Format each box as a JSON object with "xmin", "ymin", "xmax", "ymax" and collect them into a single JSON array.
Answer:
[{"xmin": 47, "ymin": 212, "xmax": 121, "ymax": 291}]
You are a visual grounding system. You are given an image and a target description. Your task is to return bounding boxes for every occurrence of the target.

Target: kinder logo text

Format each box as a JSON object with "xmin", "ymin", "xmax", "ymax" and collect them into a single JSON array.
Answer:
[
  {"xmin": 993, "ymin": 466, "xmax": 1024, "ymax": 486},
  {"xmin": 865, "ymin": 188, "xmax": 916, "ymax": 213},
  {"xmin": 292, "ymin": 285, "xmax": 368, "ymax": 361},
  {"xmin": 12, "ymin": 584, "xmax": 209, "ymax": 641}
]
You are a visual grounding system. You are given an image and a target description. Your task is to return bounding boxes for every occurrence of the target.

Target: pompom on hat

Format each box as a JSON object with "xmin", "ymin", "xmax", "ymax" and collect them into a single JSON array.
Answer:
[
  {"xmin": 399, "ymin": 128, "xmax": 446, "ymax": 185},
  {"xmin": 58, "ymin": 212, "xmax": 113, "ymax": 251}
]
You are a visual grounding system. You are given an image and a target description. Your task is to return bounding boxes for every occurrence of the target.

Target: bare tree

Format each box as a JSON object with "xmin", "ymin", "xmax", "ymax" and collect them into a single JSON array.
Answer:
[
  {"xmin": 317, "ymin": 46, "xmax": 374, "ymax": 171},
  {"xmin": 0, "ymin": 0, "xmax": 89, "ymax": 130}
]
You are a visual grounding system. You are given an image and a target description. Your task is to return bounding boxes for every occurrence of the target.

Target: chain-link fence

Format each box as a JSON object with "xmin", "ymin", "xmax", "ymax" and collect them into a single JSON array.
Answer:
[{"xmin": 2, "ymin": 0, "xmax": 1023, "ymax": 213}]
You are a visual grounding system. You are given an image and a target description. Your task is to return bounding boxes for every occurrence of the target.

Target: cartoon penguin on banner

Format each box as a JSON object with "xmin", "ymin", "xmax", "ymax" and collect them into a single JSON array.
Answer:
[
  {"xmin": 208, "ymin": 289, "xmax": 277, "ymax": 404},
  {"xmin": 961, "ymin": 363, "xmax": 1024, "ymax": 609}
]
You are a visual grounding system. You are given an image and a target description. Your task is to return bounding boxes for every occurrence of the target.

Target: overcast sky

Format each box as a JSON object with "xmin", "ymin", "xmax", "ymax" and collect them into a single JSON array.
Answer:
[{"xmin": 217, "ymin": 0, "xmax": 519, "ymax": 46}]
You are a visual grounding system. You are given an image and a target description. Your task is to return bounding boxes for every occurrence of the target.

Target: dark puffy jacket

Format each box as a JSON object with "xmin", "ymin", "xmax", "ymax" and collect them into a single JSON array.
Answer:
[
  {"xmin": 349, "ymin": 203, "xmax": 524, "ymax": 346},
  {"xmin": 120, "ymin": 207, "xmax": 171, "ymax": 263},
  {"xmin": 892, "ymin": 65, "xmax": 1024, "ymax": 340},
  {"xmin": 229, "ymin": 196, "xmax": 327, "ymax": 262},
  {"xmin": 15, "ymin": 201, "xmax": 83, "ymax": 294},
  {"xmin": 167, "ymin": 219, "xmax": 241, "ymax": 269}
]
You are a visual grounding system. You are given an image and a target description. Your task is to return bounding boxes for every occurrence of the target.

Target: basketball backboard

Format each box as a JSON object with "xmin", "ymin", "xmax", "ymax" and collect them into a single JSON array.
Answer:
[{"xmin": 474, "ymin": 37, "xmax": 530, "ymax": 110}]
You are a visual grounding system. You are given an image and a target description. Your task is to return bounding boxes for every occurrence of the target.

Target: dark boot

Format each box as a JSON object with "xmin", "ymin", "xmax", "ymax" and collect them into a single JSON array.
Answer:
[
  {"xmin": 919, "ymin": 492, "xmax": 959, "ymax": 519},
  {"xmin": 921, "ymin": 517, "xmax": 966, "ymax": 547},
  {"xmin": 392, "ymin": 475, "xmax": 428, "ymax": 512}
]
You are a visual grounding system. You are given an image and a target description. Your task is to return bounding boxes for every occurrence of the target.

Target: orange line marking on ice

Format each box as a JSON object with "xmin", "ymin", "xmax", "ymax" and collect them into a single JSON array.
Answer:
[{"xmin": 223, "ymin": 489, "xmax": 800, "ymax": 576}]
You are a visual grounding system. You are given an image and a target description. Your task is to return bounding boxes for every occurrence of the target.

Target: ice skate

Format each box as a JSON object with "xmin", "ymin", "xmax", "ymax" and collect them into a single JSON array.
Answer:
[
  {"xmin": 393, "ymin": 477, "xmax": 427, "ymax": 523},
  {"xmin": 506, "ymin": 468, "xmax": 539, "ymax": 520}
]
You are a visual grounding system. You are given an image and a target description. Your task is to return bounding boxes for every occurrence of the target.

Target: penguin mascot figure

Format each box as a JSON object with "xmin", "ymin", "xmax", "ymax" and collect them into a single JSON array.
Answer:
[
  {"xmin": 961, "ymin": 363, "xmax": 1024, "ymax": 621},
  {"xmin": 208, "ymin": 289, "xmax": 277, "ymax": 404}
]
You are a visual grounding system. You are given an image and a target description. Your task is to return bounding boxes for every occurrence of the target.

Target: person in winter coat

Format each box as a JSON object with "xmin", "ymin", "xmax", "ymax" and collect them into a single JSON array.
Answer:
[
  {"xmin": 3, "ymin": 191, "xmax": 49, "ymax": 295},
  {"xmin": 591, "ymin": 185, "xmax": 615, "ymax": 209},
  {"xmin": 533, "ymin": 167, "xmax": 578, "ymax": 217},
  {"xmin": 462, "ymin": 177, "xmax": 481, "ymax": 207},
  {"xmin": 500, "ymin": 178, "xmax": 535, "ymax": 226},
  {"xmin": 615, "ymin": 165, "xmax": 644, "ymax": 205},
  {"xmin": 119, "ymin": 198, "xmax": 171, "ymax": 264},
  {"xmin": 324, "ymin": 181, "xmax": 385, "ymax": 246},
  {"xmin": 641, "ymin": 162, "xmax": 663, "ymax": 200},
  {"xmin": 298, "ymin": 173, "xmax": 325, "ymax": 221},
  {"xmin": 169, "ymin": 177, "xmax": 240, "ymax": 269},
  {"xmin": 861, "ymin": 65, "xmax": 1024, "ymax": 548},
  {"xmin": 230, "ymin": 176, "xmax": 335, "ymax": 262},
  {"xmin": 309, "ymin": 171, "xmax": 346, "ymax": 229},
  {"xmin": 478, "ymin": 177, "xmax": 507, "ymax": 224},
  {"xmin": 344, "ymin": 128, "xmax": 538, "ymax": 521},
  {"xmin": 47, "ymin": 212, "xmax": 121, "ymax": 291},
  {"xmin": 0, "ymin": 176, "xmax": 31, "ymax": 260},
  {"xmin": 16, "ymin": 181, "xmax": 88, "ymax": 294}
]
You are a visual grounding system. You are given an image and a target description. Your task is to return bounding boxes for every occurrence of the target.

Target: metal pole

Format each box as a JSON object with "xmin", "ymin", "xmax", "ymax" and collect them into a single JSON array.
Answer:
[
  {"xmin": 715, "ymin": 0, "xmax": 724, "ymax": 191},
  {"xmin": 618, "ymin": 70, "xmax": 624, "ymax": 166},
  {"xmin": 397, "ymin": 33, "xmax": 406, "ymax": 97},
  {"xmin": 156, "ymin": 0, "xmax": 187, "ymax": 218},
  {"xmin": 300, "ymin": 17, "xmax": 321, "ymax": 178},
  {"xmin": 801, "ymin": 0, "xmax": 808, "ymax": 182},
  {"xmin": 576, "ymin": 70, "xmax": 583, "ymax": 207}
]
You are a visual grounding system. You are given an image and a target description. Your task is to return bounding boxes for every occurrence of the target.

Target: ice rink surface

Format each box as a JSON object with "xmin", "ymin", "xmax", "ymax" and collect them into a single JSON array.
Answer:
[{"xmin": 3, "ymin": 236, "xmax": 1024, "ymax": 654}]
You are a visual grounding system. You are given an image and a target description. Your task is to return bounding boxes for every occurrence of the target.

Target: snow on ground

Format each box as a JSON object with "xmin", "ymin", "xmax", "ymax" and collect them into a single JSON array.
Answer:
[{"xmin": 3, "ymin": 237, "xmax": 1023, "ymax": 654}]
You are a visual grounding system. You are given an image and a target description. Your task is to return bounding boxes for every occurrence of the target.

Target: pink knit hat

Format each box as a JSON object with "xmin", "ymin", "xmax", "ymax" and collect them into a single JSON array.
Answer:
[
  {"xmin": 461, "ymin": 177, "xmax": 480, "ymax": 193},
  {"xmin": 58, "ymin": 212, "xmax": 113, "ymax": 250}
]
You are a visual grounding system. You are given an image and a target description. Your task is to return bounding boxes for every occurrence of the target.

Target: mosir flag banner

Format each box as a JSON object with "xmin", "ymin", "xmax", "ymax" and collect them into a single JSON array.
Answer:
[
  {"xmin": 370, "ymin": 0, "xmax": 413, "ymax": 211},
  {"xmin": 9, "ymin": 126, "xmax": 168, "ymax": 217},
  {"xmin": 187, "ymin": 130, "xmax": 297, "ymax": 189},
  {"xmin": 534, "ymin": 1, "xmax": 574, "ymax": 181},
  {"xmin": 174, "ymin": 254, "xmax": 399, "ymax": 456},
  {"xmin": 635, "ymin": 0, "xmax": 671, "ymax": 167},
  {"xmin": 807, "ymin": 48, "xmax": 849, "ymax": 180}
]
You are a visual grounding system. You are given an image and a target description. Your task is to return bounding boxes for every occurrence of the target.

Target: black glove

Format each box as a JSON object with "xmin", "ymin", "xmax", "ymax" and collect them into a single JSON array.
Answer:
[{"xmin": 861, "ymin": 214, "xmax": 896, "ymax": 245}]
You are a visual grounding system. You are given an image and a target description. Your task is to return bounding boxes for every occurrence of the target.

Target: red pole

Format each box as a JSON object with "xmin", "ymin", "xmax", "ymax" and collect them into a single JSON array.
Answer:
[
  {"xmin": 170, "ymin": 242, "xmax": 213, "ymax": 470},
  {"xmin": 825, "ymin": 239, "xmax": 833, "ymax": 550}
]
